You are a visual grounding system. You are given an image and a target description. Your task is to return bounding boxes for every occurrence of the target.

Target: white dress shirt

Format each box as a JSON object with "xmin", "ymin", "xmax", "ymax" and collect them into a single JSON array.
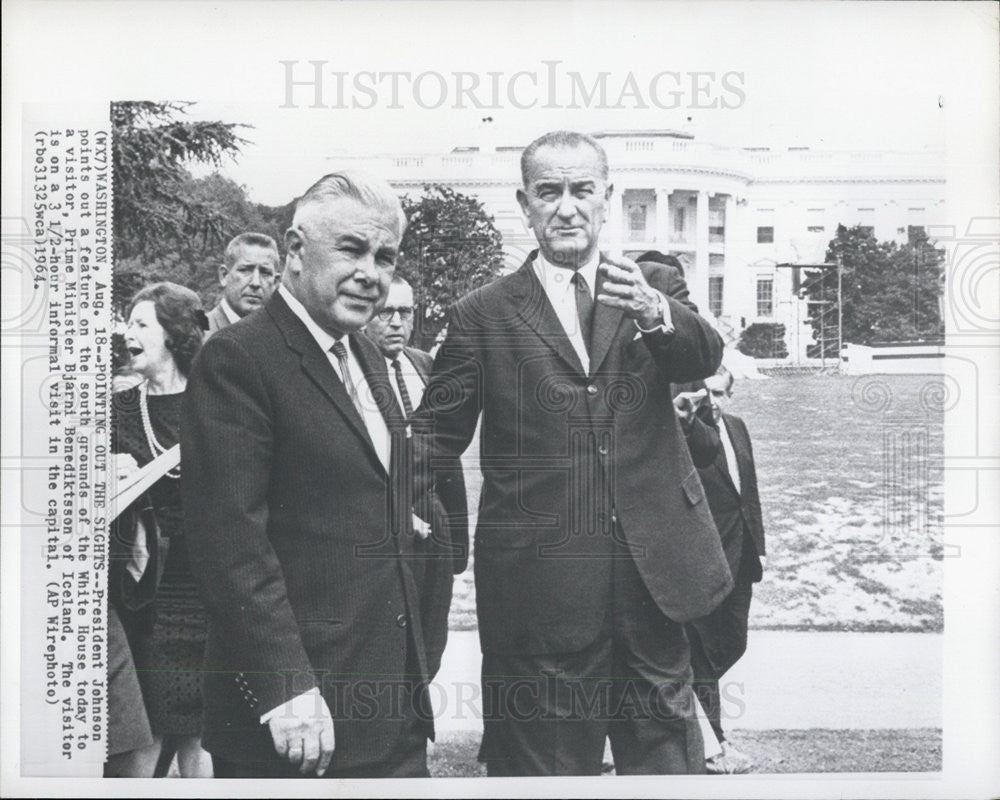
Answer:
[
  {"xmin": 532, "ymin": 253, "xmax": 674, "ymax": 374},
  {"xmin": 278, "ymin": 284, "xmax": 391, "ymax": 472},
  {"xmin": 533, "ymin": 252, "xmax": 599, "ymax": 374},
  {"xmin": 719, "ymin": 417, "xmax": 741, "ymax": 495}
]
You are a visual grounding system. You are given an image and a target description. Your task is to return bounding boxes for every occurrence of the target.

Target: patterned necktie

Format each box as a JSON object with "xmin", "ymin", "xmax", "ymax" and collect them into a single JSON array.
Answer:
[
  {"xmin": 330, "ymin": 340, "xmax": 365, "ymax": 417},
  {"xmin": 571, "ymin": 271, "xmax": 594, "ymax": 354},
  {"xmin": 390, "ymin": 357, "xmax": 415, "ymax": 419}
]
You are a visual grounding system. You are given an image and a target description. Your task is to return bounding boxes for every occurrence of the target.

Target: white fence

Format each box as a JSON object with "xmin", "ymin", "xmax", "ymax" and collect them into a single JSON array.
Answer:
[{"xmin": 841, "ymin": 342, "xmax": 945, "ymax": 375}]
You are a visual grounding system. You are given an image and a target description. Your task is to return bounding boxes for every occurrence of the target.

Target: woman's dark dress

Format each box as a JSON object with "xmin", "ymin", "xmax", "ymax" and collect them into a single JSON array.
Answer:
[{"xmin": 112, "ymin": 387, "xmax": 205, "ymax": 736}]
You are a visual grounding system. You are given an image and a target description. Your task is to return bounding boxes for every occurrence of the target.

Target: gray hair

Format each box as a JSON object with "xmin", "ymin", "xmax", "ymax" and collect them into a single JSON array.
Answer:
[
  {"xmin": 224, "ymin": 232, "xmax": 279, "ymax": 269},
  {"xmin": 520, "ymin": 131, "xmax": 609, "ymax": 186},
  {"xmin": 292, "ymin": 170, "xmax": 407, "ymax": 235}
]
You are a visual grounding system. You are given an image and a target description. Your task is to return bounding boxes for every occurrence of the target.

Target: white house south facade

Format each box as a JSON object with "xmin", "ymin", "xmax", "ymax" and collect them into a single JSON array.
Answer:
[{"xmin": 343, "ymin": 130, "xmax": 945, "ymax": 360}]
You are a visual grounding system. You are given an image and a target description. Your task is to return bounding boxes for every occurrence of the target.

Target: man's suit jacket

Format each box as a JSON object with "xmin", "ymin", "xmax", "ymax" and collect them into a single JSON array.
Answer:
[
  {"xmin": 688, "ymin": 412, "xmax": 765, "ymax": 583},
  {"xmin": 403, "ymin": 345, "xmax": 469, "ymax": 574},
  {"xmin": 685, "ymin": 412, "xmax": 765, "ymax": 675},
  {"xmin": 182, "ymin": 291, "xmax": 431, "ymax": 771},
  {"xmin": 205, "ymin": 302, "xmax": 230, "ymax": 334},
  {"xmin": 414, "ymin": 253, "xmax": 733, "ymax": 657},
  {"xmin": 398, "ymin": 345, "xmax": 468, "ymax": 680}
]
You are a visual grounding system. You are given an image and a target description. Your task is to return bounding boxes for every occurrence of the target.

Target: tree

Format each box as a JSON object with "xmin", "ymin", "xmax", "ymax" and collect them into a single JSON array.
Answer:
[
  {"xmin": 397, "ymin": 185, "xmax": 505, "ymax": 349},
  {"xmin": 802, "ymin": 224, "xmax": 944, "ymax": 356},
  {"xmin": 112, "ymin": 101, "xmax": 249, "ymax": 312},
  {"xmin": 115, "ymin": 172, "xmax": 288, "ymax": 312}
]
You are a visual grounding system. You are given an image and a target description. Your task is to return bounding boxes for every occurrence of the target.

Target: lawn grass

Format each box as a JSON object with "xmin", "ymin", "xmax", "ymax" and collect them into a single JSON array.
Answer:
[
  {"xmin": 731, "ymin": 374, "xmax": 943, "ymax": 632},
  {"xmin": 428, "ymin": 728, "xmax": 942, "ymax": 776},
  {"xmin": 449, "ymin": 373, "xmax": 944, "ymax": 633}
]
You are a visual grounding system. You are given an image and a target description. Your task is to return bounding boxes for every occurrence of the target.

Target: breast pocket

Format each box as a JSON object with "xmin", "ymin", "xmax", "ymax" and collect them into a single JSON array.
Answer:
[{"xmin": 681, "ymin": 469, "xmax": 706, "ymax": 507}]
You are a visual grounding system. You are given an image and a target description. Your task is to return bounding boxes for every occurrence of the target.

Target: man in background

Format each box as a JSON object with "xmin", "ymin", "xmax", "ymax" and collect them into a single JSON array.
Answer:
[
  {"xmin": 206, "ymin": 232, "xmax": 280, "ymax": 333},
  {"xmin": 636, "ymin": 249, "xmax": 686, "ymax": 279},
  {"xmin": 365, "ymin": 275, "xmax": 468, "ymax": 680},
  {"xmin": 674, "ymin": 365, "xmax": 766, "ymax": 774}
]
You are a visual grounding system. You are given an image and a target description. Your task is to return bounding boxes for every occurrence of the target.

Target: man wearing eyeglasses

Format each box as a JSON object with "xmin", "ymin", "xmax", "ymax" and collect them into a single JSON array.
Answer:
[
  {"xmin": 365, "ymin": 277, "xmax": 424, "ymax": 419},
  {"xmin": 365, "ymin": 276, "xmax": 468, "ymax": 681}
]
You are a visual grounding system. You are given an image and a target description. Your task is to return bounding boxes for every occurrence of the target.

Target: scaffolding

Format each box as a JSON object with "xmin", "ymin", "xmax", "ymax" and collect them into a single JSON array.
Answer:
[{"xmin": 776, "ymin": 258, "xmax": 843, "ymax": 372}]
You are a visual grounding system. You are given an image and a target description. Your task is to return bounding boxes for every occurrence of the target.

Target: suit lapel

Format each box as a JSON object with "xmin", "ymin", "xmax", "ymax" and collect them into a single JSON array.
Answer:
[
  {"xmin": 590, "ymin": 264, "xmax": 626, "ymax": 374},
  {"xmin": 267, "ymin": 293, "xmax": 385, "ymax": 472},
  {"xmin": 404, "ymin": 347, "xmax": 430, "ymax": 386},
  {"xmin": 354, "ymin": 334, "xmax": 412, "ymax": 539},
  {"xmin": 508, "ymin": 256, "xmax": 587, "ymax": 377}
]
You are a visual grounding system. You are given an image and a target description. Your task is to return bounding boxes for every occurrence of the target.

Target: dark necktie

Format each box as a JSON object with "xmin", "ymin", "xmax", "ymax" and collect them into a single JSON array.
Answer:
[
  {"xmin": 571, "ymin": 271, "xmax": 594, "ymax": 355},
  {"xmin": 330, "ymin": 340, "xmax": 365, "ymax": 417},
  {"xmin": 390, "ymin": 357, "xmax": 415, "ymax": 419}
]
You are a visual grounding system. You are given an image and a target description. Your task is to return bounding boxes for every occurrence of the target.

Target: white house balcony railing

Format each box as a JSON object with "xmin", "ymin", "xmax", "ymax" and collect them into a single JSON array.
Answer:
[{"xmin": 359, "ymin": 140, "xmax": 942, "ymax": 190}]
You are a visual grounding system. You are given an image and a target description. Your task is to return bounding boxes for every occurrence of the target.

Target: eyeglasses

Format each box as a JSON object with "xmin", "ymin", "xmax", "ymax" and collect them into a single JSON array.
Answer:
[{"xmin": 375, "ymin": 306, "xmax": 415, "ymax": 322}]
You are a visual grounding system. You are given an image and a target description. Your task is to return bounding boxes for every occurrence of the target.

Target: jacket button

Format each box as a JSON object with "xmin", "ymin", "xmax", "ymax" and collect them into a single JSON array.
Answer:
[
  {"xmin": 396, "ymin": 614, "xmax": 408, "ymax": 628},
  {"xmin": 586, "ymin": 384, "xmax": 598, "ymax": 395}
]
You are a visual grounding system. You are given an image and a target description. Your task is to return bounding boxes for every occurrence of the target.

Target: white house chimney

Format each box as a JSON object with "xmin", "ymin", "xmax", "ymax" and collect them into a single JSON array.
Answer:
[{"xmin": 478, "ymin": 116, "xmax": 497, "ymax": 153}]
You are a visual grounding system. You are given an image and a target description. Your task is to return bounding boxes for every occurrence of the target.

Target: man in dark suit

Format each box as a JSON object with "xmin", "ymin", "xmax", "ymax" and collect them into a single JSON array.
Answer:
[
  {"xmin": 182, "ymin": 172, "xmax": 436, "ymax": 778},
  {"xmin": 674, "ymin": 366, "xmax": 766, "ymax": 774},
  {"xmin": 636, "ymin": 249, "xmax": 686, "ymax": 278},
  {"xmin": 206, "ymin": 232, "xmax": 280, "ymax": 334},
  {"xmin": 412, "ymin": 131, "xmax": 732, "ymax": 776},
  {"xmin": 364, "ymin": 275, "xmax": 469, "ymax": 680}
]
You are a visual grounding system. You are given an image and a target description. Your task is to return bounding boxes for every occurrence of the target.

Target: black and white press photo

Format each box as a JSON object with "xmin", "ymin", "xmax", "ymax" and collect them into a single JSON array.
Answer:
[{"xmin": 2, "ymin": 1, "xmax": 997, "ymax": 797}]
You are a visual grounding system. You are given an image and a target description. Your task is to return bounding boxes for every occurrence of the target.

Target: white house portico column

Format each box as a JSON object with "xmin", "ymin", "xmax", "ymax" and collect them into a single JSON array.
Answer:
[
  {"xmin": 692, "ymin": 189, "xmax": 711, "ymax": 311},
  {"xmin": 606, "ymin": 185, "xmax": 625, "ymax": 258},
  {"xmin": 721, "ymin": 192, "xmax": 738, "ymax": 321},
  {"xmin": 655, "ymin": 187, "xmax": 672, "ymax": 250}
]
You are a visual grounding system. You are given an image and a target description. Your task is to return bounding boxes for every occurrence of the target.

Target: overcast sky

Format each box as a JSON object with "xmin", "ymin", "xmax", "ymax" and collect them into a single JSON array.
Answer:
[
  {"xmin": 174, "ymin": 1, "xmax": 967, "ymax": 205},
  {"xmin": 5, "ymin": 1, "xmax": 991, "ymax": 208}
]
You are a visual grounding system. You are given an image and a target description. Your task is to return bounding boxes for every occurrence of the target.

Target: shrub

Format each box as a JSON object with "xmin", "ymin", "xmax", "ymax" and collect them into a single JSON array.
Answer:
[{"xmin": 738, "ymin": 322, "xmax": 788, "ymax": 359}]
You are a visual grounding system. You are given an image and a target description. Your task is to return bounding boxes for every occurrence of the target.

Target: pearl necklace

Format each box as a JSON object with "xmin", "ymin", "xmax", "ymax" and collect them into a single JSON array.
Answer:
[{"xmin": 139, "ymin": 381, "xmax": 181, "ymax": 479}]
